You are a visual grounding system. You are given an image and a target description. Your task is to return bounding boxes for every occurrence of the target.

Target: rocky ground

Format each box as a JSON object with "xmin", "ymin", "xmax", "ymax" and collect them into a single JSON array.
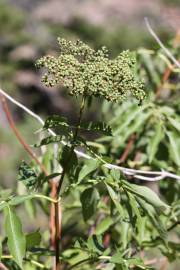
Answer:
[{"xmin": 8, "ymin": 0, "xmax": 180, "ymax": 31}]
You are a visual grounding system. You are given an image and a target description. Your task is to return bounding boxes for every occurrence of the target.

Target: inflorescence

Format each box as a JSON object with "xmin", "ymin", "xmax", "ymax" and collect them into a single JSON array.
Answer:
[{"xmin": 36, "ymin": 38, "xmax": 145, "ymax": 102}]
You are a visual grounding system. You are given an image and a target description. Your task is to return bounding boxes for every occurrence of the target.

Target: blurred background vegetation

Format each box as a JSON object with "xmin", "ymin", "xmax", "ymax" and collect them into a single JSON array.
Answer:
[{"xmin": 0, "ymin": 1, "xmax": 179, "ymax": 268}]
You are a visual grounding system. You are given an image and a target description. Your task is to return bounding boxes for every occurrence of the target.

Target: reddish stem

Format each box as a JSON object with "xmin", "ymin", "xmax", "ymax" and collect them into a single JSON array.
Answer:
[{"xmin": 118, "ymin": 134, "xmax": 136, "ymax": 164}]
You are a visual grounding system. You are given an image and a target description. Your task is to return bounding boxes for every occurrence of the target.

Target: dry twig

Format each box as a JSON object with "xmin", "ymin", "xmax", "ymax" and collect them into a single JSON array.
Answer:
[{"xmin": 145, "ymin": 17, "xmax": 180, "ymax": 69}]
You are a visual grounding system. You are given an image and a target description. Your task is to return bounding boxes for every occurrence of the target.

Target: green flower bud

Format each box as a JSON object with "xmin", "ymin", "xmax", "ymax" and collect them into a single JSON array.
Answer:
[{"xmin": 36, "ymin": 38, "xmax": 145, "ymax": 102}]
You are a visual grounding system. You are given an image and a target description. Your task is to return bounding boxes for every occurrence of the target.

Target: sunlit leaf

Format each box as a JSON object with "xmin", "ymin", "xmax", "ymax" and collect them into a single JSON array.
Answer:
[
  {"xmin": 80, "ymin": 122, "xmax": 112, "ymax": 135},
  {"xmin": 168, "ymin": 117, "xmax": 180, "ymax": 133},
  {"xmin": 136, "ymin": 198, "xmax": 167, "ymax": 239},
  {"xmin": 78, "ymin": 159, "xmax": 100, "ymax": 183},
  {"xmin": 43, "ymin": 115, "xmax": 69, "ymax": 129},
  {"xmin": 87, "ymin": 234, "xmax": 105, "ymax": 254},
  {"xmin": 0, "ymin": 189, "xmax": 12, "ymax": 202},
  {"xmin": 123, "ymin": 181, "xmax": 169, "ymax": 212},
  {"xmin": 96, "ymin": 217, "xmax": 113, "ymax": 235},
  {"xmin": 105, "ymin": 184, "xmax": 124, "ymax": 218},
  {"xmin": 166, "ymin": 131, "xmax": 180, "ymax": 166},
  {"xmin": 4, "ymin": 206, "xmax": 26, "ymax": 268},
  {"xmin": 126, "ymin": 192, "xmax": 143, "ymax": 231},
  {"xmin": 148, "ymin": 124, "xmax": 164, "ymax": 163}
]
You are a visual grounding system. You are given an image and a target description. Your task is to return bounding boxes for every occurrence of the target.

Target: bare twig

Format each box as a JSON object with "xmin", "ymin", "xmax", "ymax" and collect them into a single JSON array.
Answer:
[
  {"xmin": 0, "ymin": 88, "xmax": 180, "ymax": 182},
  {"xmin": 156, "ymin": 65, "xmax": 174, "ymax": 97},
  {"xmin": 144, "ymin": 17, "xmax": 180, "ymax": 69}
]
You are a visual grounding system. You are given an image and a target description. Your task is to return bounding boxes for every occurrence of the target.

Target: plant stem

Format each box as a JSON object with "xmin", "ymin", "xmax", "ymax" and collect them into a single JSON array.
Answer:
[
  {"xmin": 54, "ymin": 95, "xmax": 86, "ymax": 270},
  {"xmin": 54, "ymin": 199, "xmax": 61, "ymax": 270},
  {"xmin": 0, "ymin": 95, "xmax": 48, "ymax": 176},
  {"xmin": 57, "ymin": 95, "xmax": 86, "ymax": 195}
]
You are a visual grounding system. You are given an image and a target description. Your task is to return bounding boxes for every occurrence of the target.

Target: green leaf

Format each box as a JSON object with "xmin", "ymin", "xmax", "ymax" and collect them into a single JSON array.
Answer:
[
  {"xmin": 25, "ymin": 199, "xmax": 36, "ymax": 220},
  {"xmin": 148, "ymin": 124, "xmax": 164, "ymax": 163},
  {"xmin": 136, "ymin": 198, "xmax": 167, "ymax": 239},
  {"xmin": 166, "ymin": 131, "xmax": 180, "ymax": 166},
  {"xmin": 18, "ymin": 161, "xmax": 37, "ymax": 190},
  {"xmin": 80, "ymin": 187, "xmax": 100, "ymax": 222},
  {"xmin": 111, "ymin": 253, "xmax": 128, "ymax": 270},
  {"xmin": 127, "ymin": 258, "xmax": 145, "ymax": 269},
  {"xmin": 105, "ymin": 184, "xmax": 124, "ymax": 218},
  {"xmin": 0, "ymin": 189, "xmax": 12, "ymax": 202},
  {"xmin": 110, "ymin": 253, "xmax": 123, "ymax": 264},
  {"xmin": 121, "ymin": 222, "xmax": 129, "ymax": 250},
  {"xmin": 126, "ymin": 192, "xmax": 143, "ymax": 230},
  {"xmin": 26, "ymin": 231, "xmax": 41, "ymax": 250},
  {"xmin": 168, "ymin": 117, "xmax": 180, "ymax": 133},
  {"xmin": 10, "ymin": 195, "xmax": 35, "ymax": 206},
  {"xmin": 43, "ymin": 115, "xmax": 69, "ymax": 129},
  {"xmin": 123, "ymin": 112, "xmax": 151, "ymax": 142},
  {"xmin": 79, "ymin": 122, "xmax": 112, "ymax": 135},
  {"xmin": 63, "ymin": 248, "xmax": 90, "ymax": 267},
  {"xmin": 87, "ymin": 234, "xmax": 105, "ymax": 254},
  {"xmin": 140, "ymin": 52, "xmax": 161, "ymax": 86},
  {"xmin": 123, "ymin": 181, "xmax": 169, "ymax": 212},
  {"xmin": 4, "ymin": 206, "xmax": 26, "ymax": 268},
  {"xmin": 96, "ymin": 217, "xmax": 113, "ymax": 235},
  {"xmin": 34, "ymin": 135, "xmax": 63, "ymax": 147},
  {"xmin": 113, "ymin": 104, "xmax": 149, "ymax": 135},
  {"xmin": 59, "ymin": 145, "xmax": 78, "ymax": 178},
  {"xmin": 78, "ymin": 159, "xmax": 100, "ymax": 183}
]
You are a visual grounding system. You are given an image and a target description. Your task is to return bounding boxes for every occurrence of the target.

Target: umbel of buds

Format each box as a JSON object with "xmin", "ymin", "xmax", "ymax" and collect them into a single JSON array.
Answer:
[{"xmin": 36, "ymin": 38, "xmax": 145, "ymax": 102}]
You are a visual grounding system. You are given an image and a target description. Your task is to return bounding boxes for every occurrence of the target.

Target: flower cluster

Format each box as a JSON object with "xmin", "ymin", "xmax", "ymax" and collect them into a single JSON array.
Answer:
[{"xmin": 36, "ymin": 38, "xmax": 145, "ymax": 102}]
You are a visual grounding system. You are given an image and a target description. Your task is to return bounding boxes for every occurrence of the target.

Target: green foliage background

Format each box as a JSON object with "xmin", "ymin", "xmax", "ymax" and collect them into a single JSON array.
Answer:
[{"xmin": 0, "ymin": 1, "xmax": 179, "ymax": 269}]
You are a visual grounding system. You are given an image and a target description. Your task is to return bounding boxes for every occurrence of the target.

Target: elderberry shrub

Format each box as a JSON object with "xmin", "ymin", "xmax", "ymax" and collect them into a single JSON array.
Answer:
[{"xmin": 36, "ymin": 38, "xmax": 145, "ymax": 102}]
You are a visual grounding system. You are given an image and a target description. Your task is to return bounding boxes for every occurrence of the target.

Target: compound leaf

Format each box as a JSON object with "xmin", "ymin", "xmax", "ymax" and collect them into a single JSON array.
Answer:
[
  {"xmin": 43, "ymin": 115, "xmax": 69, "ymax": 129},
  {"xmin": 80, "ymin": 122, "xmax": 112, "ymax": 135}
]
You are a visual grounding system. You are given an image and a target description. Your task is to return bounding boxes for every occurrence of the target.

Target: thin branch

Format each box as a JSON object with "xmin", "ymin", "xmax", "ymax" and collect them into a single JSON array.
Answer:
[
  {"xmin": 156, "ymin": 65, "xmax": 174, "ymax": 98},
  {"xmin": 0, "ymin": 88, "xmax": 180, "ymax": 182},
  {"xmin": 144, "ymin": 17, "xmax": 180, "ymax": 69},
  {"xmin": 0, "ymin": 94, "xmax": 48, "ymax": 176},
  {"xmin": 118, "ymin": 133, "xmax": 136, "ymax": 164}
]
